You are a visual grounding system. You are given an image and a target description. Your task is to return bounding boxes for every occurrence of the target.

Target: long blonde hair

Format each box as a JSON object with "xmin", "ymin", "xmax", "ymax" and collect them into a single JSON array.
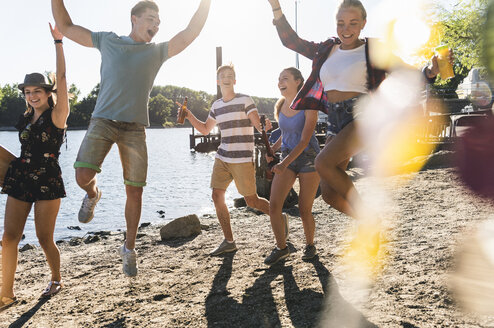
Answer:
[{"xmin": 274, "ymin": 67, "xmax": 304, "ymax": 121}]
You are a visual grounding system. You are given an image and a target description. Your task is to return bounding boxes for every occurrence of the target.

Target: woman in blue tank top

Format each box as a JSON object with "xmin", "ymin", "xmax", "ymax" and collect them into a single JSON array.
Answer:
[{"xmin": 264, "ymin": 68, "xmax": 321, "ymax": 265}]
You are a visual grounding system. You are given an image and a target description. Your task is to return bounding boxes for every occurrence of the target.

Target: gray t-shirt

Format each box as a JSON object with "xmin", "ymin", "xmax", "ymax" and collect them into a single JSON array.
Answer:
[{"xmin": 91, "ymin": 32, "xmax": 169, "ymax": 126}]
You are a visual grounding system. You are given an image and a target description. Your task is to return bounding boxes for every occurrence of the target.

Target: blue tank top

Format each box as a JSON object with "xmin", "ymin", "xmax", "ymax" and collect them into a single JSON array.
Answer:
[{"xmin": 278, "ymin": 110, "xmax": 320, "ymax": 153}]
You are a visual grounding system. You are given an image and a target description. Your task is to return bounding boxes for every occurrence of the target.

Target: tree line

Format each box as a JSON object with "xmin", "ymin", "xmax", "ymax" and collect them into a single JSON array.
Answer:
[
  {"xmin": 1, "ymin": 0, "xmax": 488, "ymax": 127},
  {"xmin": 425, "ymin": 0, "xmax": 488, "ymax": 97},
  {"xmin": 0, "ymin": 83, "xmax": 278, "ymax": 129}
]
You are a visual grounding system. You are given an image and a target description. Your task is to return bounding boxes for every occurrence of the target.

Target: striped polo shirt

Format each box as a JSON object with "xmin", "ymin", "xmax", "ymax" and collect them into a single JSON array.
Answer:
[{"xmin": 209, "ymin": 94, "xmax": 258, "ymax": 163}]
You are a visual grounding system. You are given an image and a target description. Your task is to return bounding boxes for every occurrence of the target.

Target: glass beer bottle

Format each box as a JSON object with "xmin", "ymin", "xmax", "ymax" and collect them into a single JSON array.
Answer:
[{"xmin": 177, "ymin": 97, "xmax": 188, "ymax": 125}]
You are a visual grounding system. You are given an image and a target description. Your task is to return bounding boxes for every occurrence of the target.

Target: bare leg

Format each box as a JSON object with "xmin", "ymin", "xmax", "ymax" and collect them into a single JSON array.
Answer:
[
  {"xmin": 124, "ymin": 185, "xmax": 143, "ymax": 250},
  {"xmin": 298, "ymin": 171, "xmax": 320, "ymax": 245},
  {"xmin": 34, "ymin": 199, "xmax": 62, "ymax": 282},
  {"xmin": 212, "ymin": 188, "xmax": 233, "ymax": 241},
  {"xmin": 244, "ymin": 194, "xmax": 270, "ymax": 215},
  {"xmin": 75, "ymin": 167, "xmax": 98, "ymax": 198},
  {"xmin": 315, "ymin": 122, "xmax": 365, "ymax": 219},
  {"xmin": 319, "ymin": 159, "xmax": 356, "ymax": 217},
  {"xmin": 267, "ymin": 170, "xmax": 297, "ymax": 249},
  {"xmin": 1, "ymin": 197, "xmax": 31, "ymax": 299}
]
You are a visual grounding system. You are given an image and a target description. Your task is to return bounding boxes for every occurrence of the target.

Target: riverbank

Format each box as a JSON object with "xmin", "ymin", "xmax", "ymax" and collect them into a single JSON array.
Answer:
[{"xmin": 1, "ymin": 164, "xmax": 494, "ymax": 327}]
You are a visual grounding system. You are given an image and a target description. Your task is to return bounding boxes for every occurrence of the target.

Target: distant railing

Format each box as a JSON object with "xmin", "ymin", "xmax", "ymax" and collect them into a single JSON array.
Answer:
[
  {"xmin": 419, "ymin": 86, "xmax": 492, "ymax": 148},
  {"xmin": 188, "ymin": 87, "xmax": 492, "ymax": 154}
]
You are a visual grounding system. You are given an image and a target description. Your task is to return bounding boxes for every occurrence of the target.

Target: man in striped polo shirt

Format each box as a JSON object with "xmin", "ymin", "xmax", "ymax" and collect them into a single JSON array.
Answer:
[{"xmin": 184, "ymin": 64, "xmax": 274, "ymax": 256}]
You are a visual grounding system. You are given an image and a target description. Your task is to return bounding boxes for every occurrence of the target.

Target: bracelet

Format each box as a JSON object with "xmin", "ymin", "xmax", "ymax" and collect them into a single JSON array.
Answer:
[
  {"xmin": 54, "ymin": 39, "xmax": 63, "ymax": 44},
  {"xmin": 272, "ymin": 7, "xmax": 281, "ymax": 12}
]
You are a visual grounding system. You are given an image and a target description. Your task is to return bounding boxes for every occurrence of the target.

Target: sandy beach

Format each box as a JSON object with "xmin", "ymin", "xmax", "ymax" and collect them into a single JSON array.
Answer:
[{"xmin": 1, "ymin": 154, "xmax": 494, "ymax": 327}]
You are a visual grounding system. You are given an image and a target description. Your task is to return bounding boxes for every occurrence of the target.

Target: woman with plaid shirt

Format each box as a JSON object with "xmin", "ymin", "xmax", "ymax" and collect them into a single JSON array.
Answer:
[{"xmin": 267, "ymin": 0, "xmax": 444, "ymax": 232}]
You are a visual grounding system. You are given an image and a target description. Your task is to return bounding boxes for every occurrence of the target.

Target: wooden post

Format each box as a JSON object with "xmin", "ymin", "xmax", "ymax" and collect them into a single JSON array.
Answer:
[{"xmin": 216, "ymin": 46, "xmax": 222, "ymax": 100}]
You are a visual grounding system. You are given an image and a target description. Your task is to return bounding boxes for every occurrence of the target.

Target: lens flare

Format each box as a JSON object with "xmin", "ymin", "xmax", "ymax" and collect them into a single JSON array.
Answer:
[
  {"xmin": 341, "ymin": 216, "xmax": 389, "ymax": 286},
  {"xmin": 356, "ymin": 69, "xmax": 442, "ymax": 178},
  {"xmin": 451, "ymin": 219, "xmax": 494, "ymax": 315},
  {"xmin": 369, "ymin": 0, "xmax": 432, "ymax": 69}
]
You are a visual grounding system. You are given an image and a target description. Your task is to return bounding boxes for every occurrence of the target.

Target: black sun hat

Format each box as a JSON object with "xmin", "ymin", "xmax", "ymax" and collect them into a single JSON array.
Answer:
[{"xmin": 18, "ymin": 73, "xmax": 54, "ymax": 91}]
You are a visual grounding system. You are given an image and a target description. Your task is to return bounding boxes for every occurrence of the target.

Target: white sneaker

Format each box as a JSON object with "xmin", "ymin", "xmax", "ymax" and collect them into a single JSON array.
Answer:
[
  {"xmin": 78, "ymin": 188, "xmax": 102, "ymax": 223},
  {"xmin": 119, "ymin": 244, "xmax": 138, "ymax": 277}
]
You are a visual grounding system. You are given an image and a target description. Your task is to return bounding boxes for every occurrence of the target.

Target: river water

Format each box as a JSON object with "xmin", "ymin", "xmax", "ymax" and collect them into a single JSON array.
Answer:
[{"xmin": 0, "ymin": 128, "xmax": 241, "ymax": 245}]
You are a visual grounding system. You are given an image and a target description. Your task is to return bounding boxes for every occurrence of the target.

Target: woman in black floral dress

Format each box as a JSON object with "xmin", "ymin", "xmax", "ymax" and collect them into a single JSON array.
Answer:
[{"xmin": 0, "ymin": 24, "xmax": 69, "ymax": 311}]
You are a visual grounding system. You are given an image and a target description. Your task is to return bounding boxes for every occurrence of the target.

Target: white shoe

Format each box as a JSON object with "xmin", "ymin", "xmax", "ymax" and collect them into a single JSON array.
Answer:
[
  {"xmin": 119, "ymin": 244, "xmax": 138, "ymax": 277},
  {"xmin": 78, "ymin": 188, "xmax": 102, "ymax": 223}
]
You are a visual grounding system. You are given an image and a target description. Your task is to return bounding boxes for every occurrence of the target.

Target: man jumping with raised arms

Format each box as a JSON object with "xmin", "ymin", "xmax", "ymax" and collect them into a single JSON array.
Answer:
[{"xmin": 51, "ymin": 0, "xmax": 211, "ymax": 277}]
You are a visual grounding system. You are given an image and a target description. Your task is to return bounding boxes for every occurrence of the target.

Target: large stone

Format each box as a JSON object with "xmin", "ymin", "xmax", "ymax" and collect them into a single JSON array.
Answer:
[
  {"xmin": 160, "ymin": 214, "xmax": 202, "ymax": 240},
  {"xmin": 234, "ymin": 197, "xmax": 246, "ymax": 208},
  {"xmin": 20, "ymin": 244, "xmax": 35, "ymax": 252}
]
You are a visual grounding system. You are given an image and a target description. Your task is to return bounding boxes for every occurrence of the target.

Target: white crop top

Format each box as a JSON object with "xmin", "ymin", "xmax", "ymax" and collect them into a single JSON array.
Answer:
[{"xmin": 319, "ymin": 44, "xmax": 368, "ymax": 93}]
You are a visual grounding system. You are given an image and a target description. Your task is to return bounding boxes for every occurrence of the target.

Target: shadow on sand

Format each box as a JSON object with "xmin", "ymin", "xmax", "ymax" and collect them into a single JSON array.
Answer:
[
  {"xmin": 205, "ymin": 253, "xmax": 377, "ymax": 327},
  {"xmin": 8, "ymin": 297, "xmax": 50, "ymax": 328}
]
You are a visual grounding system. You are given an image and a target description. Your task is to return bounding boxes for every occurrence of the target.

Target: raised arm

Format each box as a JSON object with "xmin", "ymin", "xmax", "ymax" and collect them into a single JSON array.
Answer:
[
  {"xmin": 51, "ymin": 0, "xmax": 93, "ymax": 47},
  {"xmin": 267, "ymin": 0, "xmax": 320, "ymax": 60},
  {"xmin": 49, "ymin": 23, "xmax": 69, "ymax": 129},
  {"xmin": 168, "ymin": 0, "xmax": 211, "ymax": 58},
  {"xmin": 268, "ymin": 0, "xmax": 284, "ymax": 20}
]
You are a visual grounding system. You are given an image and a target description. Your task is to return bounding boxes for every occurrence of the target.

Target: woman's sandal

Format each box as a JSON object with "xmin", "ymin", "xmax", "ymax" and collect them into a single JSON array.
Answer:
[
  {"xmin": 0, "ymin": 296, "xmax": 18, "ymax": 312},
  {"xmin": 40, "ymin": 281, "xmax": 63, "ymax": 298}
]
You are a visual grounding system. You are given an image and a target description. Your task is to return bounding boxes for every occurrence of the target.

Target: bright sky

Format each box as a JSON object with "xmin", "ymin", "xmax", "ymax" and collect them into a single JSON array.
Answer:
[{"xmin": 0, "ymin": 0, "xmax": 454, "ymax": 99}]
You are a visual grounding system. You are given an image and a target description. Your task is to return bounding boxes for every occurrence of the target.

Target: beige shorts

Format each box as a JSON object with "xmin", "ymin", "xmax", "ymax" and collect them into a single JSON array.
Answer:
[
  {"xmin": 210, "ymin": 158, "xmax": 256, "ymax": 196},
  {"xmin": 74, "ymin": 118, "xmax": 148, "ymax": 187}
]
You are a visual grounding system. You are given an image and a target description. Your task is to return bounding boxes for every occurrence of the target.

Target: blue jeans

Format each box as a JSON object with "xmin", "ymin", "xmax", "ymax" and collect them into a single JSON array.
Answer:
[
  {"xmin": 282, "ymin": 148, "xmax": 318, "ymax": 174},
  {"xmin": 326, "ymin": 97, "xmax": 359, "ymax": 137}
]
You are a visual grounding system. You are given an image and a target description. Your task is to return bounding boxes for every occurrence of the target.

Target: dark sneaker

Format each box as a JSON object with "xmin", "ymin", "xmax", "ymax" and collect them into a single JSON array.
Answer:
[
  {"xmin": 264, "ymin": 247, "xmax": 289, "ymax": 265},
  {"xmin": 119, "ymin": 244, "xmax": 138, "ymax": 277},
  {"xmin": 283, "ymin": 213, "xmax": 289, "ymax": 240},
  {"xmin": 210, "ymin": 239, "xmax": 237, "ymax": 256},
  {"xmin": 78, "ymin": 188, "xmax": 102, "ymax": 223},
  {"xmin": 302, "ymin": 244, "xmax": 317, "ymax": 260}
]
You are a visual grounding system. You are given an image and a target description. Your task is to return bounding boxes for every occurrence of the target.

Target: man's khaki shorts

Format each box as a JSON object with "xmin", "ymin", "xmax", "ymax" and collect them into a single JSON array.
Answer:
[
  {"xmin": 210, "ymin": 158, "xmax": 256, "ymax": 196},
  {"xmin": 74, "ymin": 118, "xmax": 148, "ymax": 187}
]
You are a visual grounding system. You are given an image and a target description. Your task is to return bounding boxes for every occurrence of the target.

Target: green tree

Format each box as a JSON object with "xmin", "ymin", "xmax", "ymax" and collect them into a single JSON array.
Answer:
[
  {"xmin": 252, "ymin": 96, "xmax": 277, "ymax": 121},
  {"xmin": 151, "ymin": 85, "xmax": 213, "ymax": 125},
  {"xmin": 68, "ymin": 83, "xmax": 81, "ymax": 109},
  {"xmin": 427, "ymin": 0, "xmax": 489, "ymax": 95},
  {"xmin": 0, "ymin": 84, "xmax": 25, "ymax": 127},
  {"xmin": 67, "ymin": 84, "xmax": 99, "ymax": 127},
  {"xmin": 149, "ymin": 94, "xmax": 174, "ymax": 126}
]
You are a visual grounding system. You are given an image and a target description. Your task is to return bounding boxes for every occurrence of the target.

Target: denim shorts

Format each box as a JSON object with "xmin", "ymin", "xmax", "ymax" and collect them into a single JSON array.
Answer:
[
  {"xmin": 282, "ymin": 148, "xmax": 318, "ymax": 174},
  {"xmin": 326, "ymin": 97, "xmax": 359, "ymax": 137},
  {"xmin": 74, "ymin": 118, "xmax": 148, "ymax": 187}
]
